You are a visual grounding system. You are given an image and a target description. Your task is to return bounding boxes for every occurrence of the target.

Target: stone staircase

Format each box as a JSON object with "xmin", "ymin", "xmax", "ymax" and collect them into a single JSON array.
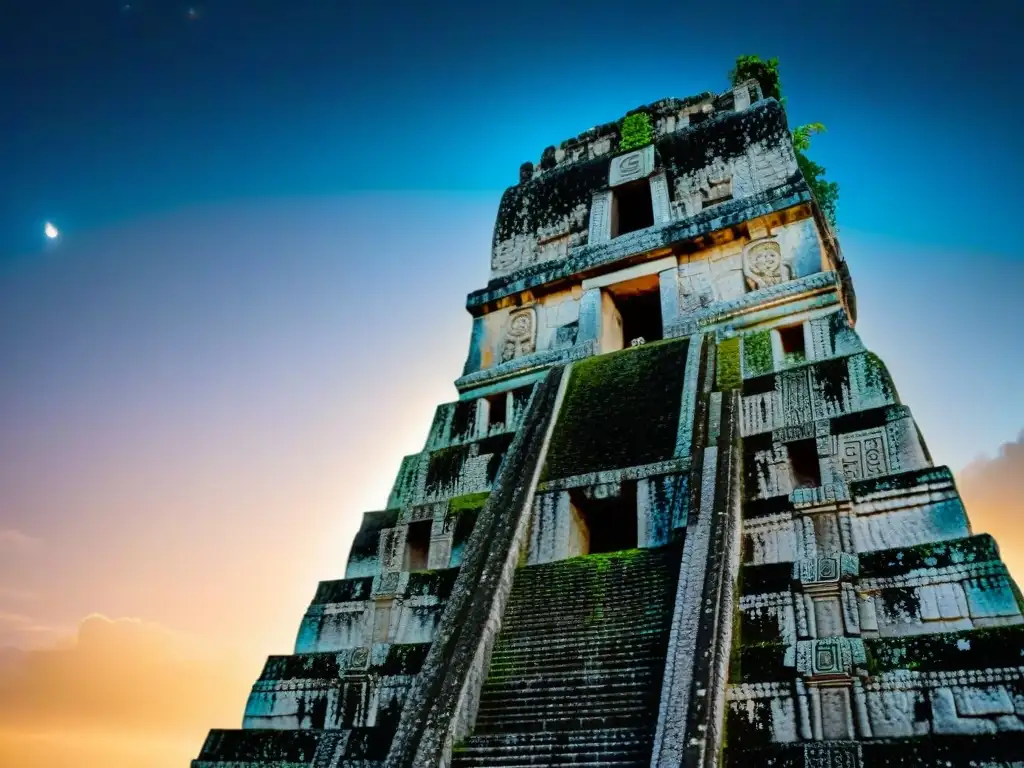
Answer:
[{"xmin": 451, "ymin": 545, "xmax": 680, "ymax": 767}]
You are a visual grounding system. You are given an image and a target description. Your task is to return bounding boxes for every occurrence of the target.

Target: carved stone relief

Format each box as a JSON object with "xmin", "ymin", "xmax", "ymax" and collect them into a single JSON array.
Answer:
[
  {"xmin": 678, "ymin": 262, "xmax": 715, "ymax": 314},
  {"xmin": 743, "ymin": 239, "xmax": 791, "ymax": 291},
  {"xmin": 501, "ymin": 307, "xmax": 537, "ymax": 363},
  {"xmin": 378, "ymin": 528, "xmax": 405, "ymax": 573},
  {"xmin": 650, "ymin": 172, "xmax": 672, "ymax": 224},
  {"xmin": 588, "ymin": 191, "xmax": 612, "ymax": 245},
  {"xmin": 609, "ymin": 145, "xmax": 654, "ymax": 187},
  {"xmin": 701, "ymin": 177, "xmax": 733, "ymax": 208},
  {"xmin": 839, "ymin": 428, "xmax": 891, "ymax": 481}
]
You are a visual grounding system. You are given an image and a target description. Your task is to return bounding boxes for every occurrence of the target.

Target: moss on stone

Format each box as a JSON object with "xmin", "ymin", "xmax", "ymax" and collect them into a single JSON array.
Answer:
[
  {"xmin": 655, "ymin": 100, "xmax": 789, "ymax": 179},
  {"xmin": 542, "ymin": 339, "xmax": 689, "ymax": 480},
  {"xmin": 405, "ymin": 569, "xmax": 459, "ymax": 599},
  {"xmin": 742, "ymin": 331, "xmax": 773, "ymax": 378},
  {"xmin": 733, "ymin": 642, "xmax": 791, "ymax": 682},
  {"xmin": 380, "ymin": 642, "xmax": 432, "ymax": 676},
  {"xmin": 492, "ymin": 153, "xmax": 609, "ymax": 249},
  {"xmin": 349, "ymin": 510, "xmax": 400, "ymax": 560},
  {"xmin": 740, "ymin": 562, "xmax": 793, "ymax": 596},
  {"xmin": 849, "ymin": 466, "xmax": 950, "ymax": 497},
  {"xmin": 812, "ymin": 357, "xmax": 850, "ymax": 410},
  {"xmin": 448, "ymin": 492, "xmax": 490, "ymax": 515},
  {"xmin": 829, "ymin": 404, "xmax": 896, "ymax": 436},
  {"xmin": 312, "ymin": 576, "xmax": 374, "ymax": 605},
  {"xmin": 717, "ymin": 337, "xmax": 742, "ymax": 391},
  {"xmin": 866, "ymin": 625, "xmax": 1024, "ymax": 675},
  {"xmin": 864, "ymin": 351, "xmax": 900, "ymax": 403},
  {"xmin": 859, "ymin": 534, "xmax": 1001, "ymax": 578},
  {"xmin": 425, "ymin": 445, "xmax": 470, "ymax": 495}
]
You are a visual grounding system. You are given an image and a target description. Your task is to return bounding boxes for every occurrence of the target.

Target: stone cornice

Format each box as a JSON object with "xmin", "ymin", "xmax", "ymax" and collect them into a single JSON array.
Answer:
[{"xmin": 467, "ymin": 182, "xmax": 812, "ymax": 313}]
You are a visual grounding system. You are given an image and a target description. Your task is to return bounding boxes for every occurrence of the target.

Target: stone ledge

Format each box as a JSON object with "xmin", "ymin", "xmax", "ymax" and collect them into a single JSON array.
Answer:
[
  {"xmin": 455, "ymin": 341, "xmax": 596, "ymax": 393},
  {"xmin": 468, "ymin": 183, "xmax": 812, "ymax": 311},
  {"xmin": 666, "ymin": 271, "xmax": 841, "ymax": 339},
  {"xmin": 537, "ymin": 457, "xmax": 691, "ymax": 492}
]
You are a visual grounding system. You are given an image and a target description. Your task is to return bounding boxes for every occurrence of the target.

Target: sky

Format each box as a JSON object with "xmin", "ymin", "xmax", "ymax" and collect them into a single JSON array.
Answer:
[{"xmin": 1, "ymin": 0, "xmax": 1023, "ymax": 765}]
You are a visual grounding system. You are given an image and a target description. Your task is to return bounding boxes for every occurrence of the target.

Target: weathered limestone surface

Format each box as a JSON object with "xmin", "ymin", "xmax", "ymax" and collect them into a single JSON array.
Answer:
[{"xmin": 193, "ymin": 75, "xmax": 1023, "ymax": 768}]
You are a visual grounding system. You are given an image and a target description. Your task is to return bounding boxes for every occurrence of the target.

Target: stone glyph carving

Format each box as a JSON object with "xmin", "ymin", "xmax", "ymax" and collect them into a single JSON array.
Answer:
[
  {"xmin": 839, "ymin": 428, "xmax": 891, "ymax": 481},
  {"xmin": 609, "ymin": 144, "xmax": 654, "ymax": 186},
  {"xmin": 650, "ymin": 172, "xmax": 672, "ymax": 224},
  {"xmin": 794, "ymin": 637, "xmax": 866, "ymax": 678},
  {"xmin": 501, "ymin": 307, "xmax": 537, "ymax": 362},
  {"xmin": 379, "ymin": 528, "xmax": 405, "ymax": 573},
  {"xmin": 743, "ymin": 239, "xmax": 791, "ymax": 291},
  {"xmin": 587, "ymin": 191, "xmax": 612, "ymax": 245},
  {"xmin": 701, "ymin": 177, "xmax": 733, "ymax": 208}
]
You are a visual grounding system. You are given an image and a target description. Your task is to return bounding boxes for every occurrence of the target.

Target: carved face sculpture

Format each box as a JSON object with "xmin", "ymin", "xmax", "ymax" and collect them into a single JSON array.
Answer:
[
  {"xmin": 501, "ymin": 308, "xmax": 537, "ymax": 362},
  {"xmin": 743, "ymin": 241, "xmax": 788, "ymax": 290},
  {"xmin": 750, "ymin": 245, "xmax": 781, "ymax": 278}
]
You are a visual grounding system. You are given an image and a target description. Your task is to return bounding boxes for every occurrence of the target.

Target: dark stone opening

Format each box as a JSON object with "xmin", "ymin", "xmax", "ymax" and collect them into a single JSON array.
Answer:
[
  {"xmin": 613, "ymin": 179, "xmax": 654, "ymax": 237},
  {"xmin": 570, "ymin": 482, "xmax": 638, "ymax": 554},
  {"xmin": 617, "ymin": 287, "xmax": 663, "ymax": 346},
  {"xmin": 788, "ymin": 439, "xmax": 821, "ymax": 490},
  {"xmin": 486, "ymin": 392, "xmax": 507, "ymax": 430},
  {"xmin": 779, "ymin": 324, "xmax": 806, "ymax": 363},
  {"xmin": 404, "ymin": 520, "xmax": 432, "ymax": 571}
]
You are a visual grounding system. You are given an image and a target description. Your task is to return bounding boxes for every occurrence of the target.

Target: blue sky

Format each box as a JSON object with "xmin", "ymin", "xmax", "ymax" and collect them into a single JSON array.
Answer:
[{"xmin": 0, "ymin": 0, "xmax": 1022, "ymax": 654}]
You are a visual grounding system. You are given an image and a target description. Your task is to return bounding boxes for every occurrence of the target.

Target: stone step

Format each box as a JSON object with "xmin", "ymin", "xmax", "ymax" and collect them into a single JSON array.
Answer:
[
  {"xmin": 452, "ymin": 751, "xmax": 649, "ymax": 767},
  {"xmin": 507, "ymin": 580, "xmax": 674, "ymax": 603},
  {"xmin": 492, "ymin": 633, "xmax": 668, "ymax": 655},
  {"xmin": 489, "ymin": 632, "xmax": 669, "ymax": 662},
  {"xmin": 509, "ymin": 573, "xmax": 674, "ymax": 597},
  {"xmin": 498, "ymin": 610, "xmax": 671, "ymax": 631},
  {"xmin": 476, "ymin": 697, "xmax": 657, "ymax": 720},
  {"xmin": 473, "ymin": 709, "xmax": 652, "ymax": 733},
  {"xmin": 479, "ymin": 685, "xmax": 658, "ymax": 707},
  {"xmin": 461, "ymin": 727, "xmax": 653, "ymax": 747},
  {"xmin": 482, "ymin": 667, "xmax": 657, "ymax": 691},
  {"xmin": 497, "ymin": 622, "xmax": 669, "ymax": 640},
  {"xmin": 495, "ymin": 623, "xmax": 670, "ymax": 645},
  {"xmin": 457, "ymin": 545, "xmax": 679, "ymax": 764},
  {"xmin": 486, "ymin": 655, "xmax": 664, "ymax": 679},
  {"xmin": 480, "ymin": 677, "xmax": 657, "ymax": 701},
  {"xmin": 451, "ymin": 731, "xmax": 656, "ymax": 766}
]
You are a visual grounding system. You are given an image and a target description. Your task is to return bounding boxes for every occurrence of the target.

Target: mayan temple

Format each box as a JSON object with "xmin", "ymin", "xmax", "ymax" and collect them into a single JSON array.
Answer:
[{"xmin": 193, "ymin": 67, "xmax": 1024, "ymax": 767}]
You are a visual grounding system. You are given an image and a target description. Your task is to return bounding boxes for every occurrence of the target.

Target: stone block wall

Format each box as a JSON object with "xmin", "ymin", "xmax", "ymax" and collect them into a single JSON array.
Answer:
[
  {"xmin": 462, "ymin": 202, "xmax": 829, "ymax": 389},
  {"xmin": 489, "ymin": 91, "xmax": 796, "ymax": 281},
  {"xmin": 721, "ymin": 306, "xmax": 1024, "ymax": 763}
]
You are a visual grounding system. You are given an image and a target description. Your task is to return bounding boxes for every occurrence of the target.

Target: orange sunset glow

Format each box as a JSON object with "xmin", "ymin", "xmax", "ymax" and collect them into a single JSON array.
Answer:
[{"xmin": 4, "ymin": 0, "xmax": 1024, "ymax": 765}]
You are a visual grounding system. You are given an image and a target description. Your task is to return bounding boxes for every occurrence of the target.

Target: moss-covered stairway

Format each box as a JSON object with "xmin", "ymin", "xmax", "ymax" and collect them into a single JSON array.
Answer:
[{"xmin": 451, "ymin": 545, "xmax": 680, "ymax": 766}]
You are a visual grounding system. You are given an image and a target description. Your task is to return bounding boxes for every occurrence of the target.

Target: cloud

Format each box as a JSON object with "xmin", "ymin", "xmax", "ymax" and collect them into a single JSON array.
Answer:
[
  {"xmin": 958, "ymin": 431, "xmax": 1024, "ymax": 582},
  {"xmin": 0, "ymin": 529, "xmax": 39, "ymax": 551},
  {"xmin": 0, "ymin": 586, "xmax": 37, "ymax": 603},
  {"xmin": 0, "ymin": 614, "xmax": 254, "ymax": 741},
  {"xmin": 0, "ymin": 611, "xmax": 60, "ymax": 644}
]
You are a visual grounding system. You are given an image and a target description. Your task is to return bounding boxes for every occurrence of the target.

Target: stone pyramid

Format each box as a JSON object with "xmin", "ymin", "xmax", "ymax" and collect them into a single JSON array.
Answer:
[{"xmin": 193, "ymin": 77, "xmax": 1024, "ymax": 767}]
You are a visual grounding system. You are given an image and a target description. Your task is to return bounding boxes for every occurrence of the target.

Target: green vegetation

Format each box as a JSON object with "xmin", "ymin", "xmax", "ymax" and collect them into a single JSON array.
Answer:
[
  {"xmin": 619, "ymin": 112, "xmax": 653, "ymax": 152},
  {"xmin": 742, "ymin": 331, "xmax": 773, "ymax": 378},
  {"xmin": 866, "ymin": 625, "xmax": 1024, "ymax": 675},
  {"xmin": 859, "ymin": 534, "xmax": 1000, "ymax": 577},
  {"xmin": 794, "ymin": 130, "xmax": 840, "ymax": 228},
  {"xmin": 729, "ymin": 54, "xmax": 782, "ymax": 102},
  {"xmin": 716, "ymin": 337, "xmax": 742, "ymax": 391},
  {"xmin": 448, "ymin": 492, "xmax": 490, "ymax": 514},
  {"xmin": 729, "ymin": 56, "xmax": 839, "ymax": 228},
  {"xmin": 543, "ymin": 339, "xmax": 689, "ymax": 479}
]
